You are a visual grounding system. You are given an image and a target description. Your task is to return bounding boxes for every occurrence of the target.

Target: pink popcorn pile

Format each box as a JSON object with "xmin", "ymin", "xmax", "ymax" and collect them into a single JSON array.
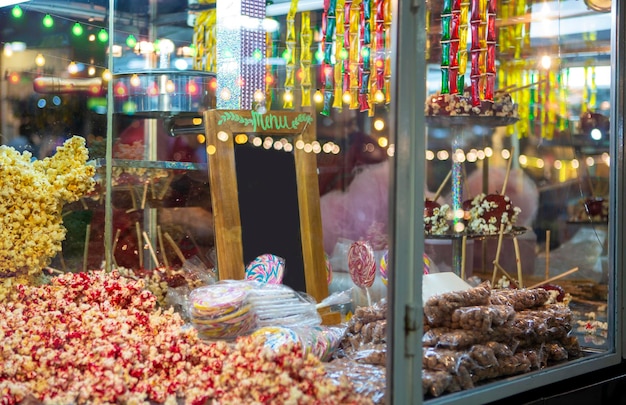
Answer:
[{"xmin": 0, "ymin": 270, "xmax": 370, "ymax": 405}]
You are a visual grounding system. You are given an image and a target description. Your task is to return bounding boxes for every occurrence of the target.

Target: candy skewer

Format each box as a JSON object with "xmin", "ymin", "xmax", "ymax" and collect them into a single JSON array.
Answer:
[
  {"xmin": 492, "ymin": 260, "xmax": 516, "ymax": 283},
  {"xmin": 164, "ymin": 232, "xmax": 187, "ymax": 265},
  {"xmin": 460, "ymin": 234, "xmax": 467, "ymax": 280},
  {"xmin": 83, "ymin": 224, "xmax": 91, "ymax": 272},
  {"xmin": 143, "ymin": 231, "xmax": 160, "ymax": 269},
  {"xmin": 112, "ymin": 228, "xmax": 121, "ymax": 269},
  {"xmin": 432, "ymin": 170, "xmax": 452, "ymax": 202},
  {"xmin": 528, "ymin": 267, "xmax": 579, "ymax": 289},
  {"xmin": 157, "ymin": 225, "xmax": 170, "ymax": 273},
  {"xmin": 545, "ymin": 230, "xmax": 551, "ymax": 280},
  {"xmin": 513, "ymin": 236, "xmax": 523, "ymax": 288},
  {"xmin": 140, "ymin": 182, "xmax": 149, "ymax": 210},
  {"xmin": 491, "ymin": 222, "xmax": 506, "ymax": 285},
  {"xmin": 135, "ymin": 222, "xmax": 143, "ymax": 269}
]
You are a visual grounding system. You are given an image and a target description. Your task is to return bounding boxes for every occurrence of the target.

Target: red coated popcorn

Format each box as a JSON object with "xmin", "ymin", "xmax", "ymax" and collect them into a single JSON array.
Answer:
[{"xmin": 0, "ymin": 270, "xmax": 371, "ymax": 405}]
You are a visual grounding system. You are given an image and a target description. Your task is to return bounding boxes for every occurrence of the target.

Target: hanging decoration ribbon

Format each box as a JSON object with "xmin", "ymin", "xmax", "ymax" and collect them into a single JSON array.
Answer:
[
  {"xmin": 192, "ymin": 0, "xmax": 217, "ymax": 72},
  {"xmin": 322, "ymin": 0, "xmax": 337, "ymax": 115},
  {"xmin": 283, "ymin": 0, "xmax": 299, "ymax": 109},
  {"xmin": 265, "ymin": 26, "xmax": 278, "ymax": 111},
  {"xmin": 333, "ymin": 0, "xmax": 346, "ymax": 110},
  {"xmin": 358, "ymin": 0, "xmax": 372, "ymax": 112},
  {"xmin": 349, "ymin": 0, "xmax": 361, "ymax": 109},
  {"xmin": 300, "ymin": 11, "xmax": 312, "ymax": 107}
]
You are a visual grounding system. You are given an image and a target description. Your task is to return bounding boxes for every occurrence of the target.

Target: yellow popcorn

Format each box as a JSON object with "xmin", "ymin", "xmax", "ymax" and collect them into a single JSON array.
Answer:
[{"xmin": 0, "ymin": 136, "xmax": 95, "ymax": 296}]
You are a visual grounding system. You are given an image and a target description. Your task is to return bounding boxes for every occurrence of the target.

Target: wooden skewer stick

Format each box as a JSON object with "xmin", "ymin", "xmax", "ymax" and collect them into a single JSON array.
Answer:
[
  {"xmin": 80, "ymin": 197, "xmax": 88, "ymax": 210},
  {"xmin": 111, "ymin": 228, "xmax": 121, "ymax": 269},
  {"xmin": 135, "ymin": 222, "xmax": 143, "ymax": 269},
  {"xmin": 513, "ymin": 236, "xmax": 523, "ymax": 288},
  {"xmin": 432, "ymin": 170, "xmax": 452, "ymax": 202},
  {"xmin": 83, "ymin": 224, "xmax": 91, "ymax": 272},
  {"xmin": 545, "ymin": 230, "xmax": 551, "ymax": 280},
  {"xmin": 501, "ymin": 147, "xmax": 514, "ymax": 196},
  {"xmin": 126, "ymin": 187, "xmax": 138, "ymax": 213},
  {"xmin": 157, "ymin": 225, "xmax": 170, "ymax": 273},
  {"xmin": 491, "ymin": 222, "xmax": 506, "ymax": 286},
  {"xmin": 142, "ymin": 231, "xmax": 160, "ymax": 269},
  {"xmin": 492, "ymin": 261, "xmax": 516, "ymax": 283},
  {"xmin": 461, "ymin": 235, "xmax": 467, "ymax": 280},
  {"xmin": 158, "ymin": 174, "xmax": 174, "ymax": 200},
  {"xmin": 140, "ymin": 182, "xmax": 149, "ymax": 210},
  {"xmin": 164, "ymin": 232, "xmax": 186, "ymax": 264},
  {"xmin": 527, "ymin": 267, "xmax": 579, "ymax": 289}
]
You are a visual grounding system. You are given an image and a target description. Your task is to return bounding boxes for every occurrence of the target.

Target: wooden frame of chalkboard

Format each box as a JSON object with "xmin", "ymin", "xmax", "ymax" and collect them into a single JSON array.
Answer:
[{"xmin": 204, "ymin": 109, "xmax": 328, "ymax": 302}]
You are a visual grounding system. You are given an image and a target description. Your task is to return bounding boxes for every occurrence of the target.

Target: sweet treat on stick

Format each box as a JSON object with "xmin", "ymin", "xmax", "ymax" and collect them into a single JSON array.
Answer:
[
  {"xmin": 348, "ymin": 241, "xmax": 377, "ymax": 289},
  {"xmin": 245, "ymin": 253, "xmax": 285, "ymax": 284},
  {"xmin": 464, "ymin": 193, "xmax": 521, "ymax": 234},
  {"xmin": 424, "ymin": 199, "xmax": 450, "ymax": 235}
]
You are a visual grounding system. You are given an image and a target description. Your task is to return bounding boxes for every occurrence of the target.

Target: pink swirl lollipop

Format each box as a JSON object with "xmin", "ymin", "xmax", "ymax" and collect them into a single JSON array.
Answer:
[
  {"xmin": 245, "ymin": 254, "xmax": 285, "ymax": 285},
  {"xmin": 347, "ymin": 241, "xmax": 376, "ymax": 288},
  {"xmin": 380, "ymin": 250, "xmax": 389, "ymax": 286}
]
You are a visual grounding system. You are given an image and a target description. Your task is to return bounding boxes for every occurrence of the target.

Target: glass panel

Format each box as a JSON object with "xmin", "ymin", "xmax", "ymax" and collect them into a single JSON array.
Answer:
[{"xmin": 423, "ymin": 0, "xmax": 613, "ymax": 399}]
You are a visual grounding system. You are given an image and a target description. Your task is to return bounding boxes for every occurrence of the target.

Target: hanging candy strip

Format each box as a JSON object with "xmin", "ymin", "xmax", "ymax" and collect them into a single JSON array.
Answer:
[
  {"xmin": 558, "ymin": 69, "xmax": 568, "ymax": 132},
  {"xmin": 349, "ymin": 0, "xmax": 362, "ymax": 109},
  {"xmin": 333, "ymin": 0, "xmax": 345, "ymax": 110},
  {"xmin": 478, "ymin": 0, "xmax": 488, "ymax": 100},
  {"xmin": 359, "ymin": 0, "xmax": 372, "ymax": 112},
  {"xmin": 283, "ymin": 0, "xmax": 299, "ymax": 109},
  {"xmin": 485, "ymin": 0, "xmax": 496, "ymax": 101},
  {"xmin": 440, "ymin": 0, "xmax": 452, "ymax": 94},
  {"xmin": 192, "ymin": 2, "xmax": 217, "ymax": 72},
  {"xmin": 458, "ymin": 0, "xmax": 469, "ymax": 92},
  {"xmin": 383, "ymin": 0, "xmax": 391, "ymax": 104},
  {"xmin": 343, "ymin": 0, "xmax": 352, "ymax": 96},
  {"xmin": 266, "ymin": 27, "xmax": 278, "ymax": 111},
  {"xmin": 449, "ymin": 0, "xmax": 461, "ymax": 95},
  {"xmin": 301, "ymin": 11, "xmax": 312, "ymax": 107},
  {"xmin": 469, "ymin": 0, "xmax": 481, "ymax": 106},
  {"xmin": 322, "ymin": 0, "xmax": 337, "ymax": 115},
  {"xmin": 374, "ymin": 0, "xmax": 385, "ymax": 92}
]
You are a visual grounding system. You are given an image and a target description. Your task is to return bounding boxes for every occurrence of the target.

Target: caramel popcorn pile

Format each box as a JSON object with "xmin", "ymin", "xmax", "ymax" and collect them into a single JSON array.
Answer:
[
  {"xmin": 0, "ymin": 270, "xmax": 370, "ymax": 405},
  {"xmin": 0, "ymin": 136, "xmax": 95, "ymax": 285}
]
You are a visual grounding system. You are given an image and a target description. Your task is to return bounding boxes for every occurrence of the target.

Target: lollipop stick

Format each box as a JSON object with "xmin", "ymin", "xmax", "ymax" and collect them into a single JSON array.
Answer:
[
  {"xmin": 513, "ymin": 236, "xmax": 523, "ymax": 288},
  {"xmin": 492, "ymin": 261, "xmax": 516, "ymax": 283},
  {"xmin": 165, "ymin": 231, "xmax": 187, "ymax": 264},
  {"xmin": 528, "ymin": 267, "xmax": 579, "ymax": 289},
  {"xmin": 157, "ymin": 225, "xmax": 170, "ymax": 273},
  {"xmin": 158, "ymin": 174, "xmax": 174, "ymax": 200},
  {"xmin": 461, "ymin": 235, "xmax": 467, "ymax": 280},
  {"xmin": 432, "ymin": 170, "xmax": 452, "ymax": 202},
  {"xmin": 112, "ymin": 228, "xmax": 121, "ymax": 269},
  {"xmin": 140, "ymin": 182, "xmax": 149, "ymax": 210},
  {"xmin": 491, "ymin": 223, "xmax": 506, "ymax": 285},
  {"xmin": 135, "ymin": 222, "xmax": 143, "ymax": 269},
  {"xmin": 143, "ymin": 231, "xmax": 160, "ymax": 269},
  {"xmin": 365, "ymin": 287, "xmax": 372, "ymax": 307},
  {"xmin": 501, "ymin": 147, "xmax": 514, "ymax": 196},
  {"xmin": 545, "ymin": 230, "xmax": 551, "ymax": 280},
  {"xmin": 83, "ymin": 224, "xmax": 91, "ymax": 272}
]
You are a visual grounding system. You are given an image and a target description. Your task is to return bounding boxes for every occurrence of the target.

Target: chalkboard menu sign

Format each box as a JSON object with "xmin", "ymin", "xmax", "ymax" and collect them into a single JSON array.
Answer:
[{"xmin": 204, "ymin": 110, "xmax": 328, "ymax": 301}]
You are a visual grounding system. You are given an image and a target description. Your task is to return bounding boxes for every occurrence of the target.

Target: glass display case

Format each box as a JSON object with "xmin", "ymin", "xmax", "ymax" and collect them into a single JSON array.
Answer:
[{"xmin": 0, "ymin": 0, "xmax": 623, "ymax": 404}]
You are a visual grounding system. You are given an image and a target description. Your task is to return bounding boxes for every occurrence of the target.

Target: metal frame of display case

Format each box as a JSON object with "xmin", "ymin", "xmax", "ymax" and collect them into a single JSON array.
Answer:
[{"xmin": 387, "ymin": 0, "xmax": 625, "ymax": 404}]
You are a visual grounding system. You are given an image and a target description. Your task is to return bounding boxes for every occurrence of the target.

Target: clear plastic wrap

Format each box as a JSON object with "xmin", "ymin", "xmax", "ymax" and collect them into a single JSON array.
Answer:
[
  {"xmin": 489, "ymin": 288, "xmax": 550, "ymax": 310},
  {"xmin": 188, "ymin": 281, "xmax": 256, "ymax": 340},
  {"xmin": 424, "ymin": 282, "xmax": 491, "ymax": 326},
  {"xmin": 253, "ymin": 325, "xmax": 346, "ymax": 361},
  {"xmin": 248, "ymin": 284, "xmax": 322, "ymax": 328},
  {"xmin": 448, "ymin": 305, "xmax": 515, "ymax": 332}
]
